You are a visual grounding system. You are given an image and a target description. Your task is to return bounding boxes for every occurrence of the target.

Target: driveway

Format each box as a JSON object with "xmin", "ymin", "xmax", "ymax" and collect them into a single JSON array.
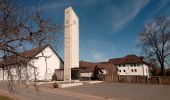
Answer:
[
  {"xmin": 1, "ymin": 82, "xmax": 170, "ymax": 100},
  {"xmin": 63, "ymin": 82, "xmax": 170, "ymax": 100}
]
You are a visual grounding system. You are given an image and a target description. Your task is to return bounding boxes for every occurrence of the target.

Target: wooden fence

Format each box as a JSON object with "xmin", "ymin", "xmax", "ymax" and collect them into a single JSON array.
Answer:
[{"xmin": 104, "ymin": 75, "xmax": 170, "ymax": 85}]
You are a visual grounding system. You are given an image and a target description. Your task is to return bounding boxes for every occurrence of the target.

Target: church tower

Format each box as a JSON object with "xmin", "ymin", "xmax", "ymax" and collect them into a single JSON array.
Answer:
[{"xmin": 64, "ymin": 6, "xmax": 79, "ymax": 82}]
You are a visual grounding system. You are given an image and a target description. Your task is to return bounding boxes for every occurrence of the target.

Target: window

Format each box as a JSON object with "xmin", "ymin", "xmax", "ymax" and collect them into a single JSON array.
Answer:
[
  {"xmin": 134, "ymin": 64, "xmax": 136, "ymax": 67},
  {"xmin": 123, "ymin": 70, "xmax": 126, "ymax": 72},
  {"xmin": 123, "ymin": 64, "xmax": 125, "ymax": 67},
  {"xmin": 119, "ymin": 70, "xmax": 121, "ymax": 72},
  {"xmin": 119, "ymin": 65, "xmax": 121, "ymax": 67},
  {"xmin": 134, "ymin": 69, "xmax": 137, "ymax": 72},
  {"xmin": 131, "ymin": 69, "xmax": 133, "ymax": 72}
]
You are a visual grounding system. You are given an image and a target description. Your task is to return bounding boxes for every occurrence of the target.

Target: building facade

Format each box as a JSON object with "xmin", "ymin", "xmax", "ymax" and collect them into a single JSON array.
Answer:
[
  {"xmin": 79, "ymin": 61, "xmax": 117, "ymax": 79},
  {"xmin": 108, "ymin": 55, "xmax": 150, "ymax": 76},
  {"xmin": 0, "ymin": 45, "xmax": 64, "ymax": 81}
]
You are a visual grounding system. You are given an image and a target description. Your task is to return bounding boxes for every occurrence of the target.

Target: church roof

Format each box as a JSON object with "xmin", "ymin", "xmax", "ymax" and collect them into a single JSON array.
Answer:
[{"xmin": 0, "ymin": 45, "xmax": 63, "ymax": 67}]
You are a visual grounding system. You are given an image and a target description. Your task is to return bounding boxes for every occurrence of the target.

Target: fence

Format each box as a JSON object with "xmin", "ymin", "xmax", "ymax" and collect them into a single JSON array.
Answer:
[{"xmin": 104, "ymin": 74, "xmax": 170, "ymax": 85}]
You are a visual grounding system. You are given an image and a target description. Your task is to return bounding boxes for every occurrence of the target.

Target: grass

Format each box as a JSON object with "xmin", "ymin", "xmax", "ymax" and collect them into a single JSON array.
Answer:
[{"xmin": 0, "ymin": 95, "xmax": 12, "ymax": 100}]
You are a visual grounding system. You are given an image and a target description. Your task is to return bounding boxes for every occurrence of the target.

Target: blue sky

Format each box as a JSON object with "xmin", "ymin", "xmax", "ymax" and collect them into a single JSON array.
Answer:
[{"xmin": 20, "ymin": 0, "xmax": 170, "ymax": 62}]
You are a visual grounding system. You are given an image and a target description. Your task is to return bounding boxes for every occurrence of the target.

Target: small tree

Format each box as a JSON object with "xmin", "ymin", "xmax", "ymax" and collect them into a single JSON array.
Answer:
[{"xmin": 139, "ymin": 16, "xmax": 170, "ymax": 76}]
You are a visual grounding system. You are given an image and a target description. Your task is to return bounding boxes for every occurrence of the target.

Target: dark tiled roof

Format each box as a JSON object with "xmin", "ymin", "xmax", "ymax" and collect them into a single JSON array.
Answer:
[
  {"xmin": 0, "ymin": 45, "xmax": 63, "ymax": 67},
  {"xmin": 79, "ymin": 61, "xmax": 116, "ymax": 73},
  {"xmin": 108, "ymin": 54, "xmax": 146, "ymax": 65}
]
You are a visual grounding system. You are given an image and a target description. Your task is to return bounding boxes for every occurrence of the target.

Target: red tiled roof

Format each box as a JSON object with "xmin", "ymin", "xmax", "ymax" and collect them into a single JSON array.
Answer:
[
  {"xmin": 0, "ymin": 45, "xmax": 47, "ymax": 67},
  {"xmin": 79, "ymin": 61, "xmax": 115, "ymax": 73},
  {"xmin": 0, "ymin": 45, "xmax": 63, "ymax": 67},
  {"xmin": 108, "ymin": 54, "xmax": 146, "ymax": 65}
]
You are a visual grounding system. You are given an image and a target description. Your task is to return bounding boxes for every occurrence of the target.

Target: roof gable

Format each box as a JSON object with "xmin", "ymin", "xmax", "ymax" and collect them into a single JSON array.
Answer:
[
  {"xmin": 108, "ymin": 54, "xmax": 146, "ymax": 65},
  {"xmin": 0, "ymin": 44, "xmax": 63, "ymax": 67}
]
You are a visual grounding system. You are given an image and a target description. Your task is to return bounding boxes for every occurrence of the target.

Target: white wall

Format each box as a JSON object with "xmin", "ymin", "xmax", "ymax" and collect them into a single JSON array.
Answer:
[
  {"xmin": 117, "ymin": 64, "xmax": 149, "ymax": 76},
  {"xmin": 0, "ymin": 67, "xmax": 23, "ymax": 81},
  {"xmin": 80, "ymin": 73, "xmax": 92, "ymax": 77},
  {"xmin": 80, "ymin": 70, "xmax": 107, "ymax": 78},
  {"xmin": 0, "ymin": 68, "xmax": 7, "ymax": 80},
  {"xmin": 31, "ymin": 46, "xmax": 63, "ymax": 80},
  {"xmin": 0, "ymin": 46, "xmax": 63, "ymax": 81}
]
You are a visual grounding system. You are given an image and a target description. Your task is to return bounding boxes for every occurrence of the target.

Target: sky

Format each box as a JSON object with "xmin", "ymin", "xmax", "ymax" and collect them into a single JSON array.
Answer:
[{"xmin": 20, "ymin": 0, "xmax": 170, "ymax": 62}]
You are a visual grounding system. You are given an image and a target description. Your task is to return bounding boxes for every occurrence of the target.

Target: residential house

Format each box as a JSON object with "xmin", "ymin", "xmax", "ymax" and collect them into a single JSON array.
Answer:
[
  {"xmin": 79, "ymin": 61, "xmax": 117, "ymax": 79},
  {"xmin": 108, "ymin": 54, "xmax": 150, "ymax": 76}
]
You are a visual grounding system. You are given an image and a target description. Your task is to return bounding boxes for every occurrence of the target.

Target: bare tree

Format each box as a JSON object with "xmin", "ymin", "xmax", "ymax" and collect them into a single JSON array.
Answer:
[
  {"xmin": 139, "ymin": 16, "xmax": 170, "ymax": 76},
  {"xmin": 0, "ymin": 0, "xmax": 62, "ymax": 92}
]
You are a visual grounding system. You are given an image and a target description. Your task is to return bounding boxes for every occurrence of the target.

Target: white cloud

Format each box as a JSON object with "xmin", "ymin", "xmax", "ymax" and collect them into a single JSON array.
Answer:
[
  {"xmin": 105, "ymin": 0, "xmax": 151, "ymax": 32},
  {"xmin": 91, "ymin": 51, "xmax": 105, "ymax": 61},
  {"xmin": 158, "ymin": 0, "xmax": 170, "ymax": 10},
  {"xmin": 85, "ymin": 39, "xmax": 116, "ymax": 62}
]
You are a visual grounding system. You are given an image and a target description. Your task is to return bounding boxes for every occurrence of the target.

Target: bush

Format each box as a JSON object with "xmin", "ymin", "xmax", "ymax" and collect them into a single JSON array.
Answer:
[
  {"xmin": 52, "ymin": 73, "xmax": 58, "ymax": 81},
  {"xmin": 53, "ymin": 83, "xmax": 58, "ymax": 88}
]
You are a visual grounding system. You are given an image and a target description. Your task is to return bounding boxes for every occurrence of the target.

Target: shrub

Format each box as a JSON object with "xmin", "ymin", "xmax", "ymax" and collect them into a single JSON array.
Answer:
[
  {"xmin": 53, "ymin": 83, "xmax": 58, "ymax": 88},
  {"xmin": 52, "ymin": 73, "xmax": 58, "ymax": 81}
]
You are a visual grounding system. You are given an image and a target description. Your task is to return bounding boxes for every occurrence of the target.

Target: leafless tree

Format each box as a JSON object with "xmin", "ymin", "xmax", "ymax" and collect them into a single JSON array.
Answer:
[
  {"xmin": 139, "ymin": 16, "xmax": 170, "ymax": 76},
  {"xmin": 0, "ymin": 0, "xmax": 62, "ymax": 93}
]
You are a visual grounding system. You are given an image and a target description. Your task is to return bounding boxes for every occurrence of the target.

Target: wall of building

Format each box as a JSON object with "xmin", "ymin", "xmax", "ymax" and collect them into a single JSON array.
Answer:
[
  {"xmin": 31, "ymin": 46, "xmax": 64, "ymax": 80},
  {"xmin": 80, "ymin": 72, "xmax": 92, "ymax": 78},
  {"xmin": 80, "ymin": 70, "xmax": 107, "ymax": 78},
  {"xmin": 117, "ymin": 63, "xmax": 149, "ymax": 76},
  {"xmin": 0, "ymin": 47, "xmax": 63, "ymax": 81},
  {"xmin": 0, "ymin": 66, "xmax": 27, "ymax": 81},
  {"xmin": 0, "ymin": 68, "xmax": 8, "ymax": 80}
]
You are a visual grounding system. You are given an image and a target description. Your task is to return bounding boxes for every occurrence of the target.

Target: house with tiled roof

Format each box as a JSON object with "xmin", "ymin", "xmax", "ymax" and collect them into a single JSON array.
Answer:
[
  {"xmin": 79, "ymin": 61, "xmax": 117, "ymax": 79},
  {"xmin": 108, "ymin": 54, "xmax": 150, "ymax": 76},
  {"xmin": 0, "ymin": 45, "xmax": 64, "ymax": 81}
]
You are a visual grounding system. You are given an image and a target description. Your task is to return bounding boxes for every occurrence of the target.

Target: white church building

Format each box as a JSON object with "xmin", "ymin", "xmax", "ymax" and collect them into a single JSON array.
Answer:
[
  {"xmin": 0, "ymin": 45, "xmax": 64, "ymax": 81},
  {"xmin": 0, "ymin": 6, "xmax": 79, "ymax": 83}
]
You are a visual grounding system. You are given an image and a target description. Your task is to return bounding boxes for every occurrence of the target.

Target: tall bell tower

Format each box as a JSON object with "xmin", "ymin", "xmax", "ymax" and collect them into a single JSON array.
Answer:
[{"xmin": 64, "ymin": 6, "xmax": 79, "ymax": 82}]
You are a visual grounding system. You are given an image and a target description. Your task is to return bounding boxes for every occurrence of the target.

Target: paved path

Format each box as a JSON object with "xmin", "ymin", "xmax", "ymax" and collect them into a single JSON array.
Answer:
[
  {"xmin": 63, "ymin": 82, "xmax": 170, "ymax": 100},
  {"xmin": 1, "ymin": 82, "xmax": 170, "ymax": 100},
  {"xmin": 0, "ymin": 82, "xmax": 106, "ymax": 100}
]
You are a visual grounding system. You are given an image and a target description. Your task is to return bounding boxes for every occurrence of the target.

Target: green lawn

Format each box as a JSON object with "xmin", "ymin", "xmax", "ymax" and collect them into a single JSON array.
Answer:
[{"xmin": 0, "ymin": 95, "xmax": 12, "ymax": 100}]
